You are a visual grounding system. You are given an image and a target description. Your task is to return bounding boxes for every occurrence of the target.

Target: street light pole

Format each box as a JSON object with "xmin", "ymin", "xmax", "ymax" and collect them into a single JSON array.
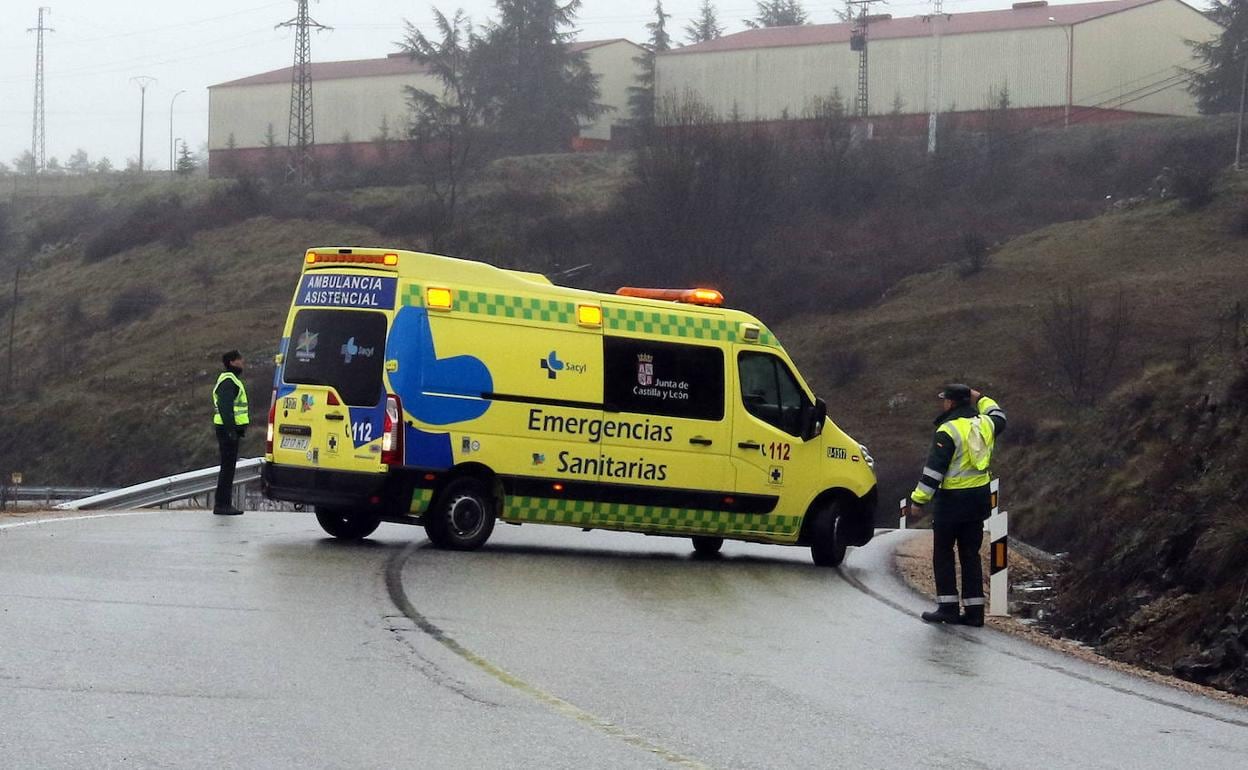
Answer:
[
  {"xmin": 169, "ymin": 89, "xmax": 186, "ymax": 178},
  {"xmin": 131, "ymin": 76, "xmax": 156, "ymax": 172}
]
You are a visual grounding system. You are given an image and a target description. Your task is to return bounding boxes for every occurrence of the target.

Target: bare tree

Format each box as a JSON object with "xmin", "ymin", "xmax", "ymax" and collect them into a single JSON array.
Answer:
[{"xmin": 1038, "ymin": 286, "xmax": 1134, "ymax": 405}]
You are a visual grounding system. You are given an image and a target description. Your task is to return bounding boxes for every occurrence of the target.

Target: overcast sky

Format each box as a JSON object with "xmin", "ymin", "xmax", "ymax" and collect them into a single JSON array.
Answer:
[{"xmin": 0, "ymin": 0, "xmax": 1180, "ymax": 170}]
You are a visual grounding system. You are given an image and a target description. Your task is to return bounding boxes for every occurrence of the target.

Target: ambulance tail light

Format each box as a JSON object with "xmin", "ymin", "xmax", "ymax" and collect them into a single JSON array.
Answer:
[
  {"xmin": 265, "ymin": 389, "xmax": 277, "ymax": 456},
  {"xmin": 381, "ymin": 395, "xmax": 403, "ymax": 466},
  {"xmin": 326, "ymin": 391, "xmax": 340, "ymax": 406}
]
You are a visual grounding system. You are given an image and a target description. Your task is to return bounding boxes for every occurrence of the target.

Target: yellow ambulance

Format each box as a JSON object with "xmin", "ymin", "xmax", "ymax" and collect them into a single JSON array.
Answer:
[{"xmin": 261, "ymin": 248, "xmax": 878, "ymax": 566}]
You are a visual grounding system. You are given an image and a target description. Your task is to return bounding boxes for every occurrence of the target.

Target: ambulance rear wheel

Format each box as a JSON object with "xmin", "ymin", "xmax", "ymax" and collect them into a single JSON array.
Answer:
[
  {"xmin": 425, "ymin": 477, "xmax": 496, "ymax": 551},
  {"xmin": 810, "ymin": 501, "xmax": 847, "ymax": 567},
  {"xmin": 315, "ymin": 507, "xmax": 381, "ymax": 540},
  {"xmin": 691, "ymin": 536, "xmax": 724, "ymax": 556}
]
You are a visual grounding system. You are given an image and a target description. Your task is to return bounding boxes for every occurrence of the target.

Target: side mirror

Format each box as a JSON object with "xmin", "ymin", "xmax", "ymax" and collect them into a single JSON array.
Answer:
[{"xmin": 803, "ymin": 398, "xmax": 827, "ymax": 441}]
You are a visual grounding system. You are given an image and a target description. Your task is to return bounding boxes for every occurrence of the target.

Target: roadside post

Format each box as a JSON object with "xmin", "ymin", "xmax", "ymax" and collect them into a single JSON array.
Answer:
[
  {"xmin": 986, "ymin": 478, "xmax": 1009, "ymax": 617},
  {"xmin": 898, "ymin": 497, "xmax": 907, "ymax": 530}
]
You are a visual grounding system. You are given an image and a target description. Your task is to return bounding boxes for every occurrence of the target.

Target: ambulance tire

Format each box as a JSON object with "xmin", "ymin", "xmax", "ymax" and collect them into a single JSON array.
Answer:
[
  {"xmin": 809, "ymin": 501, "xmax": 847, "ymax": 568},
  {"xmin": 691, "ymin": 536, "xmax": 724, "ymax": 556},
  {"xmin": 425, "ymin": 477, "xmax": 496, "ymax": 551},
  {"xmin": 315, "ymin": 507, "xmax": 381, "ymax": 540}
]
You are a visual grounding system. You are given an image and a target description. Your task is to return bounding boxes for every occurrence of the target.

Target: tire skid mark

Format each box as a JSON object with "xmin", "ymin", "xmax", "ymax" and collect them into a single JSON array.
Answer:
[{"xmin": 384, "ymin": 542, "xmax": 711, "ymax": 769}]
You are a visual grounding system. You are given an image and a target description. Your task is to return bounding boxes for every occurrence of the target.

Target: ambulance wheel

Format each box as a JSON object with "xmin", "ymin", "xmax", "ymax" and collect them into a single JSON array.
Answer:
[
  {"xmin": 810, "ymin": 501, "xmax": 847, "ymax": 568},
  {"xmin": 425, "ymin": 477, "xmax": 496, "ymax": 551},
  {"xmin": 315, "ymin": 507, "xmax": 381, "ymax": 540},
  {"xmin": 691, "ymin": 536, "xmax": 724, "ymax": 556}
]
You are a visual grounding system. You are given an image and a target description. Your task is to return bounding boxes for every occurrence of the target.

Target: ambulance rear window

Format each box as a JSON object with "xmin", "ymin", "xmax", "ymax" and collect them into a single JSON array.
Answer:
[{"xmin": 284, "ymin": 309, "xmax": 387, "ymax": 406}]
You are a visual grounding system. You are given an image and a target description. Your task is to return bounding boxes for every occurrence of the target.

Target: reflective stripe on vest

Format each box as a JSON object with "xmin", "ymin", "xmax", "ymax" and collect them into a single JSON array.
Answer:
[{"xmin": 212, "ymin": 372, "xmax": 250, "ymax": 426}]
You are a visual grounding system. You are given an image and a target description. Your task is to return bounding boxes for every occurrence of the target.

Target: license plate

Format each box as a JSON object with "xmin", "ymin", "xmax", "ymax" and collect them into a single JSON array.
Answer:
[{"xmin": 280, "ymin": 436, "xmax": 310, "ymax": 451}]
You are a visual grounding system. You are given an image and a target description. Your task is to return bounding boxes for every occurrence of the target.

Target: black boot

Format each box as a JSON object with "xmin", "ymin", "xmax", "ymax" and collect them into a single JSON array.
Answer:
[
  {"xmin": 960, "ymin": 603, "xmax": 985, "ymax": 627},
  {"xmin": 921, "ymin": 603, "xmax": 961, "ymax": 624}
]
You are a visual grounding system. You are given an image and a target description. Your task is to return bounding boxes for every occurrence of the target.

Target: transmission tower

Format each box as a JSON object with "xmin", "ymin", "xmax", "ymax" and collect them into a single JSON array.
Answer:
[
  {"xmin": 27, "ymin": 7, "xmax": 54, "ymax": 173},
  {"xmin": 925, "ymin": 0, "xmax": 950, "ymax": 154},
  {"xmin": 848, "ymin": 1, "xmax": 874, "ymax": 119},
  {"xmin": 277, "ymin": 1, "xmax": 330, "ymax": 184}
]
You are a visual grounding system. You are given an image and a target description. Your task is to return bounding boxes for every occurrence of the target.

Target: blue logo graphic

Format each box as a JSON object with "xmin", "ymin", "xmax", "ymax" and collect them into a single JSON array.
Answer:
[
  {"xmin": 541, "ymin": 351, "xmax": 565, "ymax": 379},
  {"xmin": 386, "ymin": 307, "xmax": 493, "ymax": 425}
]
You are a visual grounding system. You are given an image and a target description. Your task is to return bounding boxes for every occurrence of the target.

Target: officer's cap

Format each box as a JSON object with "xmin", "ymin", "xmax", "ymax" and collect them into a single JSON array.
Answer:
[{"xmin": 938, "ymin": 383, "xmax": 972, "ymax": 403}]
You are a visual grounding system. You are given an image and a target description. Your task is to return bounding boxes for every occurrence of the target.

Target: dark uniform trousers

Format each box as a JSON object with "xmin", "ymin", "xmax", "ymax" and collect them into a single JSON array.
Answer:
[
  {"xmin": 932, "ymin": 519, "xmax": 986, "ymax": 604},
  {"xmin": 215, "ymin": 427, "xmax": 240, "ymax": 511}
]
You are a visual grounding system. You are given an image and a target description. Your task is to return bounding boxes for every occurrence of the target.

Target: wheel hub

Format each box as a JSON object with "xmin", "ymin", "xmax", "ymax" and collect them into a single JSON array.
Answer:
[{"xmin": 448, "ymin": 495, "xmax": 485, "ymax": 538}]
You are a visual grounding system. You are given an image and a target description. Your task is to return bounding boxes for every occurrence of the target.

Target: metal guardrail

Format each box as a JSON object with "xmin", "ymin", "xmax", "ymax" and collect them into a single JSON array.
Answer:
[
  {"xmin": 54, "ymin": 458, "xmax": 264, "ymax": 511},
  {"xmin": 1, "ymin": 486, "xmax": 114, "ymax": 505}
]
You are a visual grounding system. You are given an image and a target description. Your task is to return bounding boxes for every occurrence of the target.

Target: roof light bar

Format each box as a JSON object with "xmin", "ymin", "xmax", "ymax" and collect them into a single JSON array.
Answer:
[
  {"xmin": 616, "ymin": 287, "xmax": 725, "ymax": 307},
  {"xmin": 304, "ymin": 251, "xmax": 399, "ymax": 268}
]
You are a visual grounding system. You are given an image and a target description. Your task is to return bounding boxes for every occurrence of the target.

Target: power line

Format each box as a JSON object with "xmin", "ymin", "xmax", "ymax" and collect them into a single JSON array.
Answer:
[
  {"xmin": 277, "ymin": 0, "xmax": 330, "ymax": 185},
  {"xmin": 28, "ymin": 7, "xmax": 54, "ymax": 173}
]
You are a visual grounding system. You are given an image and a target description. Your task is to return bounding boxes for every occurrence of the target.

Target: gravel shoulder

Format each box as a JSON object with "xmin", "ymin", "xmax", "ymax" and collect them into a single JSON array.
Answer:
[{"xmin": 894, "ymin": 530, "xmax": 1248, "ymax": 708}]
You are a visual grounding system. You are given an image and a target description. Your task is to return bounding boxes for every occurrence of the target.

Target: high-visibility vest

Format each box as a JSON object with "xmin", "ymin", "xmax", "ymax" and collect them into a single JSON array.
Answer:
[
  {"xmin": 912, "ymin": 396, "xmax": 1001, "ymax": 504},
  {"xmin": 212, "ymin": 371, "xmax": 250, "ymax": 427}
]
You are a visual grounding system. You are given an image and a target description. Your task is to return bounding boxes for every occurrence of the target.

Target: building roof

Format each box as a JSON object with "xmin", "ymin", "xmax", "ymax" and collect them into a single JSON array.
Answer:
[
  {"xmin": 664, "ymin": 0, "xmax": 1167, "ymax": 56},
  {"xmin": 210, "ymin": 38, "xmax": 638, "ymax": 89}
]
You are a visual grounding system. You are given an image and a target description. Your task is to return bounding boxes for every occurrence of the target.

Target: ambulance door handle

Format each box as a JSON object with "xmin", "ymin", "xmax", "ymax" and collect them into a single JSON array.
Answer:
[
  {"xmin": 689, "ymin": 437, "xmax": 713, "ymax": 446},
  {"xmin": 738, "ymin": 441, "xmax": 761, "ymax": 450},
  {"xmin": 325, "ymin": 413, "xmax": 345, "ymax": 421}
]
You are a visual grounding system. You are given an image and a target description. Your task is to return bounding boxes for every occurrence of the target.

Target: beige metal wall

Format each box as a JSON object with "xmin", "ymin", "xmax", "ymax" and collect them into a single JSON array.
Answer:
[
  {"xmin": 1072, "ymin": 1, "xmax": 1219, "ymax": 116},
  {"xmin": 208, "ymin": 72, "xmax": 437, "ymax": 151},
  {"xmin": 581, "ymin": 41, "xmax": 646, "ymax": 141},
  {"xmin": 655, "ymin": 1, "xmax": 1218, "ymax": 121}
]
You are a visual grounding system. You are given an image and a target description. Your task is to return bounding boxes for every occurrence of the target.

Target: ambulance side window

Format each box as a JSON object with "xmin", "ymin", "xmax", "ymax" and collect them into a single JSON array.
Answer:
[
  {"xmin": 738, "ymin": 352, "xmax": 807, "ymax": 436},
  {"xmin": 603, "ymin": 337, "xmax": 724, "ymax": 420}
]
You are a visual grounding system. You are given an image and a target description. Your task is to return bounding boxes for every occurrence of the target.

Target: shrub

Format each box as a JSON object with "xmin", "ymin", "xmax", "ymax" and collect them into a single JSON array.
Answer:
[
  {"xmin": 1173, "ymin": 165, "xmax": 1217, "ymax": 210},
  {"xmin": 959, "ymin": 231, "xmax": 991, "ymax": 276},
  {"xmin": 107, "ymin": 286, "xmax": 164, "ymax": 326}
]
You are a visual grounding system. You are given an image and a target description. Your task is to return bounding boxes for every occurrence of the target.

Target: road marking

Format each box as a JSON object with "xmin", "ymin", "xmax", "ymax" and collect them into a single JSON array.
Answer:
[
  {"xmin": 0, "ymin": 510, "xmax": 168, "ymax": 531},
  {"xmin": 385, "ymin": 542, "xmax": 711, "ymax": 769}
]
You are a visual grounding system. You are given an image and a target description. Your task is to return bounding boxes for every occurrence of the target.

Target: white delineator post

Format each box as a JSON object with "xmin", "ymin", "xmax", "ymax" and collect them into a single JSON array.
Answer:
[
  {"xmin": 898, "ymin": 497, "xmax": 908, "ymax": 530},
  {"xmin": 986, "ymin": 478, "xmax": 1009, "ymax": 617}
]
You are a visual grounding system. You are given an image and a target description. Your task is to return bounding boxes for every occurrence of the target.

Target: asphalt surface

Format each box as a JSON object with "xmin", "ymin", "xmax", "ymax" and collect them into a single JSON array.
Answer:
[{"xmin": 1, "ymin": 511, "xmax": 1245, "ymax": 769}]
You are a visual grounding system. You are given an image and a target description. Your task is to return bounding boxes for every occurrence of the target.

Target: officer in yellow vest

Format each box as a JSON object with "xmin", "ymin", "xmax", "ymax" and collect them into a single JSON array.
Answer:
[
  {"xmin": 212, "ymin": 350, "xmax": 249, "ymax": 516},
  {"xmin": 908, "ymin": 384, "xmax": 1007, "ymax": 626}
]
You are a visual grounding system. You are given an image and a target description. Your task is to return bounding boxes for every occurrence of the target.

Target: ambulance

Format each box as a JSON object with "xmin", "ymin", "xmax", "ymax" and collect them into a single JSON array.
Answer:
[{"xmin": 261, "ymin": 247, "xmax": 878, "ymax": 566}]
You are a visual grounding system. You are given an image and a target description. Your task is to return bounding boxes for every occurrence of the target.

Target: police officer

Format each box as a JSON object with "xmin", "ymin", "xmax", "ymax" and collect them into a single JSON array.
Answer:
[
  {"xmin": 212, "ymin": 350, "xmax": 249, "ymax": 516},
  {"xmin": 908, "ymin": 384, "xmax": 1007, "ymax": 626}
]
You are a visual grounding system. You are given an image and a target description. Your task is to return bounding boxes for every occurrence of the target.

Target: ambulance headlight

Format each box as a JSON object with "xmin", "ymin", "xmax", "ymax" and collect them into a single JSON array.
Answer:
[{"xmin": 859, "ymin": 444, "xmax": 875, "ymax": 470}]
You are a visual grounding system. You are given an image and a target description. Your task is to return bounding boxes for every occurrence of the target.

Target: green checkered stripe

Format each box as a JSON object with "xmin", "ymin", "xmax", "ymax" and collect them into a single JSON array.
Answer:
[
  {"xmin": 504, "ymin": 496, "xmax": 596, "ymax": 525},
  {"xmin": 400, "ymin": 283, "xmax": 576, "ymax": 324},
  {"xmin": 604, "ymin": 308, "xmax": 779, "ymax": 347},
  {"xmin": 410, "ymin": 488, "xmax": 434, "ymax": 514},
  {"xmin": 503, "ymin": 496, "xmax": 800, "ymax": 536},
  {"xmin": 401, "ymin": 284, "xmax": 424, "ymax": 308}
]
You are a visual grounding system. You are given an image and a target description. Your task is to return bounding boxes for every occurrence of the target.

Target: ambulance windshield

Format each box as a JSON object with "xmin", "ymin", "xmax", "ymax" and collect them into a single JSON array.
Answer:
[{"xmin": 284, "ymin": 309, "xmax": 387, "ymax": 406}]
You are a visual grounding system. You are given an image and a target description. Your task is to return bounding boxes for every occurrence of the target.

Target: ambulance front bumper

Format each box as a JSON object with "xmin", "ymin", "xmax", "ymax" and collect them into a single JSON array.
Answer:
[{"xmin": 261, "ymin": 462, "xmax": 388, "ymax": 509}]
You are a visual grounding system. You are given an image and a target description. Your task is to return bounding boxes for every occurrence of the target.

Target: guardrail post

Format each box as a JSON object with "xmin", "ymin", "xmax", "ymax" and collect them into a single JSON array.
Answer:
[{"xmin": 898, "ymin": 497, "xmax": 907, "ymax": 530}]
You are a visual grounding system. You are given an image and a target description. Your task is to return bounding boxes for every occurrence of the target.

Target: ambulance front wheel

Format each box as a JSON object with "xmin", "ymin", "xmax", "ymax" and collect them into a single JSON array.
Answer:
[
  {"xmin": 809, "ymin": 500, "xmax": 847, "ymax": 567},
  {"xmin": 691, "ymin": 536, "xmax": 723, "ymax": 556},
  {"xmin": 315, "ymin": 507, "xmax": 381, "ymax": 540},
  {"xmin": 425, "ymin": 476, "xmax": 497, "ymax": 551}
]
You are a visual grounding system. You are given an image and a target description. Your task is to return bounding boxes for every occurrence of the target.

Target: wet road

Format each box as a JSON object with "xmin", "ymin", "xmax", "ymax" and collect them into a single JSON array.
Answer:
[{"xmin": 1, "ymin": 511, "xmax": 1245, "ymax": 768}]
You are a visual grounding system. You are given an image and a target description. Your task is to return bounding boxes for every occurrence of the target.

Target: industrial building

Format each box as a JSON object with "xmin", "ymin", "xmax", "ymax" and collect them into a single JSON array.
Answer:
[
  {"xmin": 207, "ymin": 38, "xmax": 644, "ymax": 176},
  {"xmin": 655, "ymin": 0, "xmax": 1222, "ymax": 130}
]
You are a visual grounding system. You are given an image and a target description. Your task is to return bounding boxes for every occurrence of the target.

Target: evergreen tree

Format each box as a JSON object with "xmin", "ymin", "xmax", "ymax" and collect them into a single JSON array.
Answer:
[
  {"xmin": 474, "ymin": 0, "xmax": 603, "ymax": 153},
  {"xmin": 745, "ymin": 0, "xmax": 808, "ymax": 29},
  {"xmin": 67, "ymin": 149, "xmax": 91, "ymax": 175},
  {"xmin": 13, "ymin": 150, "xmax": 36, "ymax": 176},
  {"xmin": 96, "ymin": 157, "xmax": 114, "ymax": 174},
  {"xmin": 1188, "ymin": 0, "xmax": 1248, "ymax": 114},
  {"xmin": 685, "ymin": 0, "xmax": 724, "ymax": 44},
  {"xmin": 403, "ymin": 8, "xmax": 490, "ymax": 244},
  {"xmin": 630, "ymin": 1, "xmax": 672, "ymax": 128},
  {"xmin": 176, "ymin": 142, "xmax": 197, "ymax": 176}
]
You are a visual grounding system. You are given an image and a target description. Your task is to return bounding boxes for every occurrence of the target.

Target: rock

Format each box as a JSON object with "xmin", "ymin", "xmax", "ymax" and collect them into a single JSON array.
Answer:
[{"xmin": 1174, "ymin": 645, "xmax": 1230, "ymax": 683}]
